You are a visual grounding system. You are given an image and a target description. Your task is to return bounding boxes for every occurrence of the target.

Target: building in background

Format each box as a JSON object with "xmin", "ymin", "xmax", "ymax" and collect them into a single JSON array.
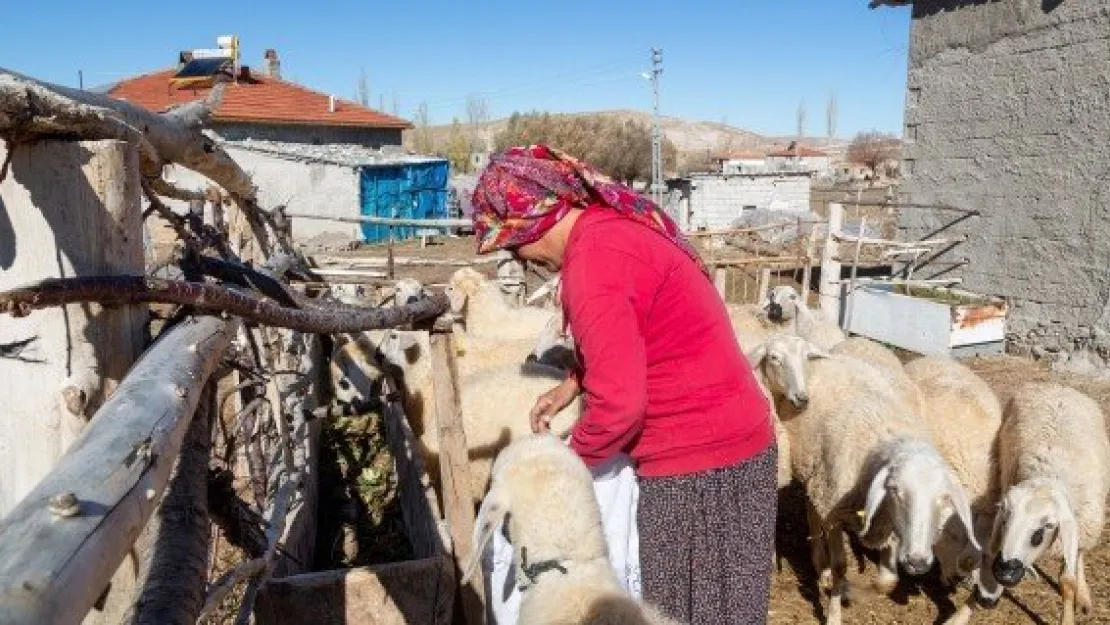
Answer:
[
  {"xmin": 666, "ymin": 171, "xmax": 812, "ymax": 231},
  {"xmin": 876, "ymin": 0, "xmax": 1110, "ymax": 361},
  {"xmin": 765, "ymin": 142, "xmax": 832, "ymax": 177},
  {"xmin": 715, "ymin": 149, "xmax": 767, "ymax": 175}
]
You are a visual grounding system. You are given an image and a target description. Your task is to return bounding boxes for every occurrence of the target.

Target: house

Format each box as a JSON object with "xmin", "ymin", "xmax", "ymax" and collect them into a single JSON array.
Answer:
[
  {"xmin": 875, "ymin": 0, "xmax": 1110, "ymax": 361},
  {"xmin": 765, "ymin": 142, "xmax": 832, "ymax": 177},
  {"xmin": 666, "ymin": 172, "xmax": 812, "ymax": 231},
  {"xmin": 108, "ymin": 49, "xmax": 411, "ymax": 147},
  {"xmin": 715, "ymin": 149, "xmax": 766, "ymax": 175},
  {"xmin": 113, "ymin": 44, "xmax": 451, "ymax": 246}
]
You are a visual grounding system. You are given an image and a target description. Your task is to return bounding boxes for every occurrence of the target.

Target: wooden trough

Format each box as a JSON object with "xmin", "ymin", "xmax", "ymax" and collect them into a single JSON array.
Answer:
[{"xmin": 254, "ymin": 373, "xmax": 455, "ymax": 624}]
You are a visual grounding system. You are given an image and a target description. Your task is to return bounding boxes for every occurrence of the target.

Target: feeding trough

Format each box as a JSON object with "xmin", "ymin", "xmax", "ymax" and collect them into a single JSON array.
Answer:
[{"xmin": 841, "ymin": 282, "xmax": 1008, "ymax": 357}]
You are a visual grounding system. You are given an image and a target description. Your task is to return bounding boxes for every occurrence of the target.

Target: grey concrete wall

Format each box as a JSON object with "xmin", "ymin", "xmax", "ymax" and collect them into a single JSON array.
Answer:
[
  {"xmin": 210, "ymin": 122, "xmax": 403, "ymax": 148},
  {"xmin": 896, "ymin": 0, "xmax": 1110, "ymax": 361},
  {"xmin": 679, "ymin": 175, "xmax": 811, "ymax": 230},
  {"xmin": 161, "ymin": 148, "xmax": 362, "ymax": 244}
]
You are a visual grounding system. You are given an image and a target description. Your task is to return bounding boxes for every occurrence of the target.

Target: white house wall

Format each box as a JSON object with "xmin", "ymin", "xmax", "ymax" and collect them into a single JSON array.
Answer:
[{"xmin": 687, "ymin": 176, "xmax": 811, "ymax": 230}]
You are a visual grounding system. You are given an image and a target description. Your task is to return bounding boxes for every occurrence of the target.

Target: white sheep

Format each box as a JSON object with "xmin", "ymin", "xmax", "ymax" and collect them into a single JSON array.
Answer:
[
  {"xmin": 728, "ymin": 303, "xmax": 776, "ymax": 351},
  {"xmin": 903, "ymin": 356, "xmax": 1003, "ymax": 583},
  {"xmin": 762, "ymin": 285, "xmax": 846, "ymax": 350},
  {"xmin": 986, "ymin": 383, "xmax": 1110, "ymax": 625},
  {"xmin": 831, "ymin": 337, "xmax": 922, "ymax": 414},
  {"xmin": 331, "ymin": 329, "xmax": 584, "ymax": 504},
  {"xmin": 749, "ymin": 334, "xmax": 977, "ymax": 625},
  {"xmin": 463, "ymin": 434, "xmax": 678, "ymax": 625}
]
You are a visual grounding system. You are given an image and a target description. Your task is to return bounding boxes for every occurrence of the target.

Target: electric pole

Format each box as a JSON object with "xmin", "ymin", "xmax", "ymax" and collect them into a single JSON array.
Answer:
[{"xmin": 648, "ymin": 48, "xmax": 664, "ymax": 206}]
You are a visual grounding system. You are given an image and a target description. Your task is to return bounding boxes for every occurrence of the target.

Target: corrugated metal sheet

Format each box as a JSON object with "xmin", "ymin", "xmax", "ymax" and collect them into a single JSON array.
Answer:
[{"xmin": 359, "ymin": 160, "xmax": 450, "ymax": 243}]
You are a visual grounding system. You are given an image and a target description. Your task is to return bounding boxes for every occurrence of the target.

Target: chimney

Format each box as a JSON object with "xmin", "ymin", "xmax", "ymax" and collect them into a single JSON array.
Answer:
[
  {"xmin": 328, "ymin": 94, "xmax": 336, "ymax": 113},
  {"xmin": 264, "ymin": 49, "xmax": 281, "ymax": 79},
  {"xmin": 238, "ymin": 65, "xmax": 251, "ymax": 82}
]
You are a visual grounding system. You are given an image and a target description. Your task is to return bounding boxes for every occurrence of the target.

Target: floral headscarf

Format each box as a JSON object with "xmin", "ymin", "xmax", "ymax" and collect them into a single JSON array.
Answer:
[{"xmin": 470, "ymin": 145, "xmax": 707, "ymax": 275}]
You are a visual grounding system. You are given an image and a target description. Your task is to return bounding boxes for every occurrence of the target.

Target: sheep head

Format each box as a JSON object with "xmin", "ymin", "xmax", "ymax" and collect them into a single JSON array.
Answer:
[
  {"xmin": 447, "ymin": 267, "xmax": 486, "ymax": 313},
  {"xmin": 763, "ymin": 285, "xmax": 803, "ymax": 323},
  {"xmin": 746, "ymin": 334, "xmax": 829, "ymax": 410},
  {"xmin": 990, "ymin": 478, "xmax": 1079, "ymax": 588},
  {"xmin": 463, "ymin": 434, "xmax": 607, "ymax": 586},
  {"xmin": 861, "ymin": 437, "xmax": 980, "ymax": 578},
  {"xmin": 392, "ymin": 278, "xmax": 427, "ymax": 306}
]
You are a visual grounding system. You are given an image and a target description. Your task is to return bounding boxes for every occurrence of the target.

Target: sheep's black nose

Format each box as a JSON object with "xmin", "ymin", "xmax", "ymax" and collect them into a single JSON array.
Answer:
[
  {"xmin": 902, "ymin": 555, "xmax": 933, "ymax": 576},
  {"xmin": 791, "ymin": 392, "xmax": 809, "ymax": 409},
  {"xmin": 992, "ymin": 558, "xmax": 1026, "ymax": 587},
  {"xmin": 405, "ymin": 296, "xmax": 420, "ymax": 305},
  {"xmin": 524, "ymin": 353, "xmax": 538, "ymax": 363},
  {"xmin": 767, "ymin": 302, "xmax": 783, "ymax": 321}
]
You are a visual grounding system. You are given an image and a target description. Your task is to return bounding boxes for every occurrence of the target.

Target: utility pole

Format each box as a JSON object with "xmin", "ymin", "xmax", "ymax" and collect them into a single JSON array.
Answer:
[{"xmin": 647, "ymin": 48, "xmax": 664, "ymax": 206}]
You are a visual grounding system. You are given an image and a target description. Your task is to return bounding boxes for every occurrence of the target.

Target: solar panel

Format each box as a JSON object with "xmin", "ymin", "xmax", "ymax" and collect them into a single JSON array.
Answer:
[{"xmin": 174, "ymin": 57, "xmax": 231, "ymax": 79}]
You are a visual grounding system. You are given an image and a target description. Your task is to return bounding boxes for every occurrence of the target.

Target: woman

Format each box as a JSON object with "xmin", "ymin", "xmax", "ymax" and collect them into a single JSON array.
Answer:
[{"xmin": 471, "ymin": 145, "xmax": 776, "ymax": 624}]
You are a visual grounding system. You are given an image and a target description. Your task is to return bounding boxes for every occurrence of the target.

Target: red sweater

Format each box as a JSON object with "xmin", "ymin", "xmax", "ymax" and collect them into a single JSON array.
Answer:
[{"xmin": 563, "ymin": 210, "xmax": 773, "ymax": 478}]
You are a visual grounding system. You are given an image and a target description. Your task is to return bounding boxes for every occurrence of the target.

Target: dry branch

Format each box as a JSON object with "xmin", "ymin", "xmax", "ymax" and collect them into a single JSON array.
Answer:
[{"xmin": 0, "ymin": 276, "xmax": 450, "ymax": 333}]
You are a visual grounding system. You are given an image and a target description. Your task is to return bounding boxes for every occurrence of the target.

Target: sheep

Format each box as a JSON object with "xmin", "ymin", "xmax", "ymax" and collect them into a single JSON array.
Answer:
[
  {"xmin": 985, "ymin": 383, "xmax": 1110, "ymax": 625},
  {"xmin": 762, "ymin": 285, "xmax": 846, "ymax": 350},
  {"xmin": 331, "ymin": 328, "xmax": 584, "ymax": 504},
  {"xmin": 447, "ymin": 266, "xmax": 560, "ymax": 376},
  {"xmin": 463, "ymin": 434, "xmax": 678, "ymax": 625},
  {"xmin": 903, "ymin": 356, "xmax": 1003, "ymax": 585},
  {"xmin": 728, "ymin": 303, "xmax": 776, "ymax": 351},
  {"xmin": 831, "ymin": 337, "xmax": 922, "ymax": 414},
  {"xmin": 749, "ymin": 334, "xmax": 978, "ymax": 624}
]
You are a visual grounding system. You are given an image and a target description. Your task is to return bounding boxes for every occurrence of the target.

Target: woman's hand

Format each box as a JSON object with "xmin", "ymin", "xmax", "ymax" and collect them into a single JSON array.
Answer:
[{"xmin": 530, "ymin": 375, "xmax": 580, "ymax": 433}]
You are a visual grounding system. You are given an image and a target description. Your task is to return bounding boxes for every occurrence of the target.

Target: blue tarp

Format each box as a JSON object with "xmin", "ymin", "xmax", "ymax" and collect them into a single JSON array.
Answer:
[{"xmin": 358, "ymin": 159, "xmax": 450, "ymax": 243}]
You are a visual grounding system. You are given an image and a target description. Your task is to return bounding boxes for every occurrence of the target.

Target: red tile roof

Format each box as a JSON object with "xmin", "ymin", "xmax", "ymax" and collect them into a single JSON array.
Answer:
[
  {"xmin": 767, "ymin": 144, "xmax": 828, "ymax": 158},
  {"xmin": 108, "ymin": 69, "xmax": 412, "ymax": 130},
  {"xmin": 715, "ymin": 149, "xmax": 766, "ymax": 160}
]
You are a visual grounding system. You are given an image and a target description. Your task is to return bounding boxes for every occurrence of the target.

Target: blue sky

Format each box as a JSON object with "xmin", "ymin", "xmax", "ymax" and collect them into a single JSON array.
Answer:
[{"xmin": 0, "ymin": 0, "xmax": 911, "ymax": 138}]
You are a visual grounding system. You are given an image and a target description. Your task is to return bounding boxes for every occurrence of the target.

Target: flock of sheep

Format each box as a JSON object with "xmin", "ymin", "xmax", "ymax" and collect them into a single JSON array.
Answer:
[{"xmin": 328, "ymin": 268, "xmax": 1110, "ymax": 625}]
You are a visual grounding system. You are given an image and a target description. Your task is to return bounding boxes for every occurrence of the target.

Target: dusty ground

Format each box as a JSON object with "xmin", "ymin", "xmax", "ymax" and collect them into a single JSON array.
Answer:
[{"xmin": 769, "ymin": 354, "xmax": 1110, "ymax": 625}]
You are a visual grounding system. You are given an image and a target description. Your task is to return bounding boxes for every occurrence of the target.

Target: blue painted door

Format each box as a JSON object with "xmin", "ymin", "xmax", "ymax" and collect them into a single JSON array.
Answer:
[{"xmin": 359, "ymin": 160, "xmax": 450, "ymax": 243}]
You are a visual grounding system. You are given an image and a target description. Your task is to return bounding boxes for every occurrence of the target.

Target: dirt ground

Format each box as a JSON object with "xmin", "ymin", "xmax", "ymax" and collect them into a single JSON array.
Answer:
[{"xmin": 769, "ymin": 355, "xmax": 1110, "ymax": 625}]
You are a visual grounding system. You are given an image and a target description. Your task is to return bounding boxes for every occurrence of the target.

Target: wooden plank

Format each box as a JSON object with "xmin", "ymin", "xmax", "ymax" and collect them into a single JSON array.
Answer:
[
  {"xmin": 380, "ymin": 373, "xmax": 451, "ymax": 559},
  {"xmin": 429, "ymin": 333, "xmax": 485, "ymax": 625},
  {"xmin": 819, "ymin": 202, "xmax": 844, "ymax": 324},
  {"xmin": 310, "ymin": 267, "xmax": 389, "ymax": 279},
  {"xmin": 311, "ymin": 255, "xmax": 500, "ymax": 268},
  {"xmin": 0, "ymin": 315, "xmax": 236, "ymax": 625},
  {"xmin": 254, "ymin": 556, "xmax": 454, "ymax": 625},
  {"xmin": 757, "ymin": 267, "xmax": 771, "ymax": 301},
  {"xmin": 287, "ymin": 212, "xmax": 472, "ymax": 229},
  {"xmin": 713, "ymin": 267, "xmax": 728, "ymax": 300}
]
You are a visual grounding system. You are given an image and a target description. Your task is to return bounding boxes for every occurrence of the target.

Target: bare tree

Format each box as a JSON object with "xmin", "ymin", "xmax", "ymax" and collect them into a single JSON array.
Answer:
[
  {"xmin": 796, "ymin": 98, "xmax": 807, "ymax": 141},
  {"xmin": 465, "ymin": 94, "xmax": 490, "ymax": 153},
  {"xmin": 412, "ymin": 102, "xmax": 434, "ymax": 154},
  {"xmin": 446, "ymin": 118, "xmax": 471, "ymax": 173},
  {"xmin": 826, "ymin": 92, "xmax": 838, "ymax": 146},
  {"xmin": 355, "ymin": 67, "xmax": 369, "ymax": 107},
  {"xmin": 847, "ymin": 130, "xmax": 900, "ymax": 176}
]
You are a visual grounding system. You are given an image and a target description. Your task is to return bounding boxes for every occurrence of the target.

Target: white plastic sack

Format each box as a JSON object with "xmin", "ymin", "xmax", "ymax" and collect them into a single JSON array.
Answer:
[{"xmin": 483, "ymin": 452, "xmax": 641, "ymax": 625}]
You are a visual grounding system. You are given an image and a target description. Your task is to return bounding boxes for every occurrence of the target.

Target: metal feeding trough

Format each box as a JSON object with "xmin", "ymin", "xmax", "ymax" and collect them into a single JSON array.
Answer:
[{"xmin": 841, "ymin": 282, "xmax": 1008, "ymax": 357}]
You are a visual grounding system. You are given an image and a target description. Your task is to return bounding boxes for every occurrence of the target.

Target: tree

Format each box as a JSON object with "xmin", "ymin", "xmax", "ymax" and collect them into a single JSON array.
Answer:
[
  {"xmin": 465, "ymin": 94, "xmax": 490, "ymax": 153},
  {"xmin": 412, "ymin": 102, "xmax": 434, "ymax": 154},
  {"xmin": 847, "ymin": 130, "xmax": 900, "ymax": 176},
  {"xmin": 355, "ymin": 67, "xmax": 369, "ymax": 107},
  {"xmin": 826, "ymin": 92, "xmax": 838, "ymax": 146},
  {"xmin": 445, "ymin": 118, "xmax": 471, "ymax": 173},
  {"xmin": 494, "ymin": 111, "xmax": 675, "ymax": 185},
  {"xmin": 796, "ymin": 98, "xmax": 807, "ymax": 141}
]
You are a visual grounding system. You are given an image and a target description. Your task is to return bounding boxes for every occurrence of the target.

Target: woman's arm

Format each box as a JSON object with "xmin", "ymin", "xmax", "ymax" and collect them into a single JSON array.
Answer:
[{"xmin": 561, "ymin": 245, "xmax": 652, "ymax": 467}]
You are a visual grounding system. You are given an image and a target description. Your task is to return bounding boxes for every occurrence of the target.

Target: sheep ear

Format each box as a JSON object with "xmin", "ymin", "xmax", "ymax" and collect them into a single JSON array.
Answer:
[
  {"xmin": 861, "ymin": 465, "xmax": 891, "ymax": 536},
  {"xmin": 462, "ymin": 487, "xmax": 510, "ymax": 584},
  {"xmin": 446, "ymin": 286, "xmax": 467, "ymax": 313},
  {"xmin": 1054, "ymin": 491, "xmax": 1081, "ymax": 578},
  {"xmin": 947, "ymin": 473, "xmax": 980, "ymax": 551},
  {"xmin": 746, "ymin": 343, "xmax": 768, "ymax": 367}
]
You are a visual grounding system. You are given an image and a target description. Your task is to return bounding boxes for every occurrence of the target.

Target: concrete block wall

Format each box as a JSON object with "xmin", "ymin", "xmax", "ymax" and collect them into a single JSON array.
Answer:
[
  {"xmin": 688, "ymin": 176, "xmax": 811, "ymax": 230},
  {"xmin": 896, "ymin": 0, "xmax": 1110, "ymax": 361},
  {"xmin": 211, "ymin": 123, "xmax": 403, "ymax": 148}
]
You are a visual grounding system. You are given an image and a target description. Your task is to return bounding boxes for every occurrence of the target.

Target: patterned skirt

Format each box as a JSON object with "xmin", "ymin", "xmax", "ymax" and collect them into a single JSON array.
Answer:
[{"xmin": 637, "ymin": 445, "xmax": 778, "ymax": 624}]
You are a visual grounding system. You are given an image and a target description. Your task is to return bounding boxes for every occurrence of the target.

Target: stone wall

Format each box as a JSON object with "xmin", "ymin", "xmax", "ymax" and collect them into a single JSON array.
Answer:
[
  {"xmin": 673, "ymin": 174, "xmax": 812, "ymax": 230},
  {"xmin": 895, "ymin": 0, "xmax": 1110, "ymax": 363},
  {"xmin": 211, "ymin": 122, "xmax": 403, "ymax": 148}
]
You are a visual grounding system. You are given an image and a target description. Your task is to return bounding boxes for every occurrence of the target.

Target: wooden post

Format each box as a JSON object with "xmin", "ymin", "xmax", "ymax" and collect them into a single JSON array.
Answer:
[
  {"xmin": 801, "ymin": 222, "xmax": 817, "ymax": 306},
  {"xmin": 713, "ymin": 266, "xmax": 728, "ymax": 300},
  {"xmin": 848, "ymin": 216, "xmax": 868, "ymax": 295},
  {"xmin": 757, "ymin": 266, "xmax": 772, "ymax": 303},
  {"xmin": 428, "ymin": 333, "xmax": 485, "ymax": 625},
  {"xmin": 387, "ymin": 226, "xmax": 396, "ymax": 280},
  {"xmin": 0, "ymin": 139, "xmax": 146, "ymax": 517},
  {"xmin": 819, "ymin": 202, "xmax": 844, "ymax": 325}
]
